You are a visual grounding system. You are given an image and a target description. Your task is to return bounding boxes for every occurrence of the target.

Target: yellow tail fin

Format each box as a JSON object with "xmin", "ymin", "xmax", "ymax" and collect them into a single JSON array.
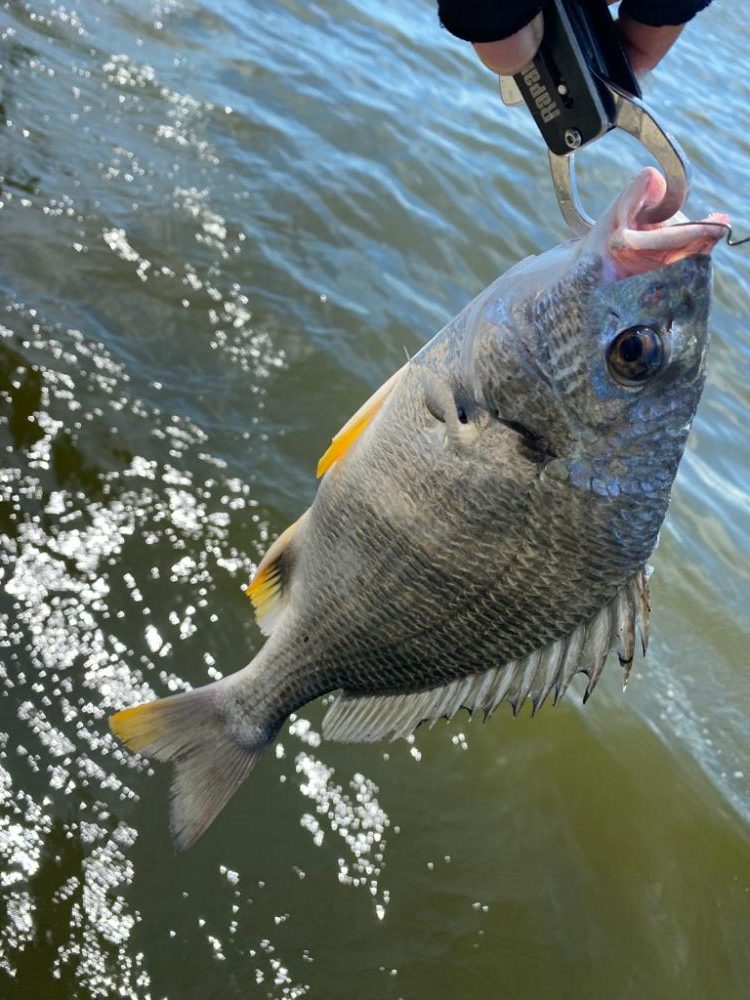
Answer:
[
  {"xmin": 110, "ymin": 684, "xmax": 267, "ymax": 851},
  {"xmin": 110, "ymin": 700, "xmax": 172, "ymax": 754}
]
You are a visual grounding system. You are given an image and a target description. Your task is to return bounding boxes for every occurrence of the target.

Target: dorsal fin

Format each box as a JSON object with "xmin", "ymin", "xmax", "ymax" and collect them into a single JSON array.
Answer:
[
  {"xmin": 316, "ymin": 365, "xmax": 406, "ymax": 478},
  {"xmin": 322, "ymin": 571, "xmax": 649, "ymax": 743},
  {"xmin": 245, "ymin": 509, "xmax": 309, "ymax": 635}
]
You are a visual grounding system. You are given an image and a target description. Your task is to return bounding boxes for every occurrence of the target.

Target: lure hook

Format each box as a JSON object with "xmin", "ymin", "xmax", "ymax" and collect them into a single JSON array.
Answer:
[{"xmin": 668, "ymin": 221, "xmax": 750, "ymax": 248}]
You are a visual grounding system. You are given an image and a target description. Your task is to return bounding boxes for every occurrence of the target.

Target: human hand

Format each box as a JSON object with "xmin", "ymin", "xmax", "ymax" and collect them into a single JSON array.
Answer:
[{"xmin": 438, "ymin": 1, "xmax": 710, "ymax": 78}]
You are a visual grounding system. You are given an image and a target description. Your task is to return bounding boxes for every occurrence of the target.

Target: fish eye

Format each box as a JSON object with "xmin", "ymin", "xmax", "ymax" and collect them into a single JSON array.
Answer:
[{"xmin": 607, "ymin": 325, "xmax": 664, "ymax": 386}]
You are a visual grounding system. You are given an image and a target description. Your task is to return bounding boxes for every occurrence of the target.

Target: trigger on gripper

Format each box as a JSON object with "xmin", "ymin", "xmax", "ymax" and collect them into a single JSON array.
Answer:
[{"xmin": 499, "ymin": 76, "xmax": 524, "ymax": 107}]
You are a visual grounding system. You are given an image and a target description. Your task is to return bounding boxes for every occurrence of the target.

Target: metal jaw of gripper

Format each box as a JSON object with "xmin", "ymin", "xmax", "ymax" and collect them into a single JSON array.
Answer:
[
  {"xmin": 500, "ymin": 74, "xmax": 690, "ymax": 236},
  {"xmin": 548, "ymin": 83, "xmax": 690, "ymax": 235}
]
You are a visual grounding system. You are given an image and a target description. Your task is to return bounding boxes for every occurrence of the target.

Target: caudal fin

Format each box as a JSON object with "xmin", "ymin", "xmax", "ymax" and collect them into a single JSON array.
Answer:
[{"xmin": 110, "ymin": 684, "xmax": 266, "ymax": 851}]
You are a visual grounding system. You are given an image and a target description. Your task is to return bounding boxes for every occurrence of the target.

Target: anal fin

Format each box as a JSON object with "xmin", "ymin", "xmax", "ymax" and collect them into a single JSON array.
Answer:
[{"xmin": 245, "ymin": 509, "xmax": 309, "ymax": 635}]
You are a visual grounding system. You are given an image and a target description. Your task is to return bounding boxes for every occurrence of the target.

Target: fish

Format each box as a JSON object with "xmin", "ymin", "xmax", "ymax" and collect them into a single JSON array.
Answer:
[{"xmin": 110, "ymin": 167, "xmax": 727, "ymax": 850}]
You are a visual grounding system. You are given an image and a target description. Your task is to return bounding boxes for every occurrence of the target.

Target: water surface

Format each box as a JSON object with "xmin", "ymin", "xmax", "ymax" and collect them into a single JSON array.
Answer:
[{"xmin": 1, "ymin": 1, "xmax": 749, "ymax": 997}]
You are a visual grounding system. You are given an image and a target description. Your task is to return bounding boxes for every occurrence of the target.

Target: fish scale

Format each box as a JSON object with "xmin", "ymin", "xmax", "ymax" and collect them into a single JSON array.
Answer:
[{"xmin": 110, "ymin": 168, "xmax": 724, "ymax": 850}]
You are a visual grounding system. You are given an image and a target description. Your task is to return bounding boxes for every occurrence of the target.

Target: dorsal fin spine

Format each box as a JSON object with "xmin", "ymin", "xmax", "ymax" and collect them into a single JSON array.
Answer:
[{"xmin": 322, "ymin": 571, "xmax": 650, "ymax": 744}]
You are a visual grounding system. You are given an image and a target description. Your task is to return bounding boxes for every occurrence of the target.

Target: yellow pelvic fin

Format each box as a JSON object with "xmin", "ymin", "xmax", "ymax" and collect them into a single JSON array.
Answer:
[
  {"xmin": 316, "ymin": 364, "xmax": 405, "ymax": 478},
  {"xmin": 245, "ymin": 510, "xmax": 309, "ymax": 635}
]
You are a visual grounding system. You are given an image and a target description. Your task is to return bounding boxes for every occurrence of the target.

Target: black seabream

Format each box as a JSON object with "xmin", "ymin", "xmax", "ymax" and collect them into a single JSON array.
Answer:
[{"xmin": 111, "ymin": 168, "xmax": 727, "ymax": 850}]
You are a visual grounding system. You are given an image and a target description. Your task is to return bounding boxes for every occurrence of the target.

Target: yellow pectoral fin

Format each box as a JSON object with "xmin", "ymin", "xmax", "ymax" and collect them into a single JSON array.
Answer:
[{"xmin": 316, "ymin": 364, "xmax": 406, "ymax": 478}]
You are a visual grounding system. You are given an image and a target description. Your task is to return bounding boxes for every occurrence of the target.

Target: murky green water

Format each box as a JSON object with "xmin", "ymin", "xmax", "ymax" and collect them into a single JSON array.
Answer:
[{"xmin": 1, "ymin": 1, "xmax": 749, "ymax": 996}]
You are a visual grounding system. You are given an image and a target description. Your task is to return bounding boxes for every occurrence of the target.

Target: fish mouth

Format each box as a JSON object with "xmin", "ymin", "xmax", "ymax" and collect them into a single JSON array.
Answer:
[{"xmin": 592, "ymin": 167, "xmax": 728, "ymax": 279}]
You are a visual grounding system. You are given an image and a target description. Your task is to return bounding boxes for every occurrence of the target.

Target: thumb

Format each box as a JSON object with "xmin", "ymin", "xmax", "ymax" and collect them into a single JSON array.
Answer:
[{"xmin": 473, "ymin": 14, "xmax": 544, "ymax": 75}]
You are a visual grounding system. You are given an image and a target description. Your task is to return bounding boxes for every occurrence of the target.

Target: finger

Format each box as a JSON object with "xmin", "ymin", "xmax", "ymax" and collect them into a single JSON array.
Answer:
[
  {"xmin": 616, "ymin": 17, "xmax": 684, "ymax": 75},
  {"xmin": 473, "ymin": 13, "xmax": 544, "ymax": 76}
]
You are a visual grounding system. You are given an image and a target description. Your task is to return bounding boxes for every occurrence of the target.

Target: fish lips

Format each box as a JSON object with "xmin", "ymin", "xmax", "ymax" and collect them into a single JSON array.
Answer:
[
  {"xmin": 607, "ymin": 225, "xmax": 725, "ymax": 281},
  {"xmin": 586, "ymin": 167, "xmax": 728, "ymax": 282}
]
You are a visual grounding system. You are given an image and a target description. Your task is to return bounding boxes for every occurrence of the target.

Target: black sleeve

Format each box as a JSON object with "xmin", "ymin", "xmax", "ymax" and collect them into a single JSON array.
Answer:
[
  {"xmin": 619, "ymin": 0, "xmax": 712, "ymax": 26},
  {"xmin": 437, "ymin": 0, "xmax": 543, "ymax": 43},
  {"xmin": 437, "ymin": 0, "xmax": 712, "ymax": 44}
]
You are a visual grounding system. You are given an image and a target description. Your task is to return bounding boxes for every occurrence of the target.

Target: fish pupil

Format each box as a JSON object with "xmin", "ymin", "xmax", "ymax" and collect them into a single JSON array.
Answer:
[
  {"xmin": 607, "ymin": 325, "xmax": 663, "ymax": 385},
  {"xmin": 620, "ymin": 335, "xmax": 643, "ymax": 362}
]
